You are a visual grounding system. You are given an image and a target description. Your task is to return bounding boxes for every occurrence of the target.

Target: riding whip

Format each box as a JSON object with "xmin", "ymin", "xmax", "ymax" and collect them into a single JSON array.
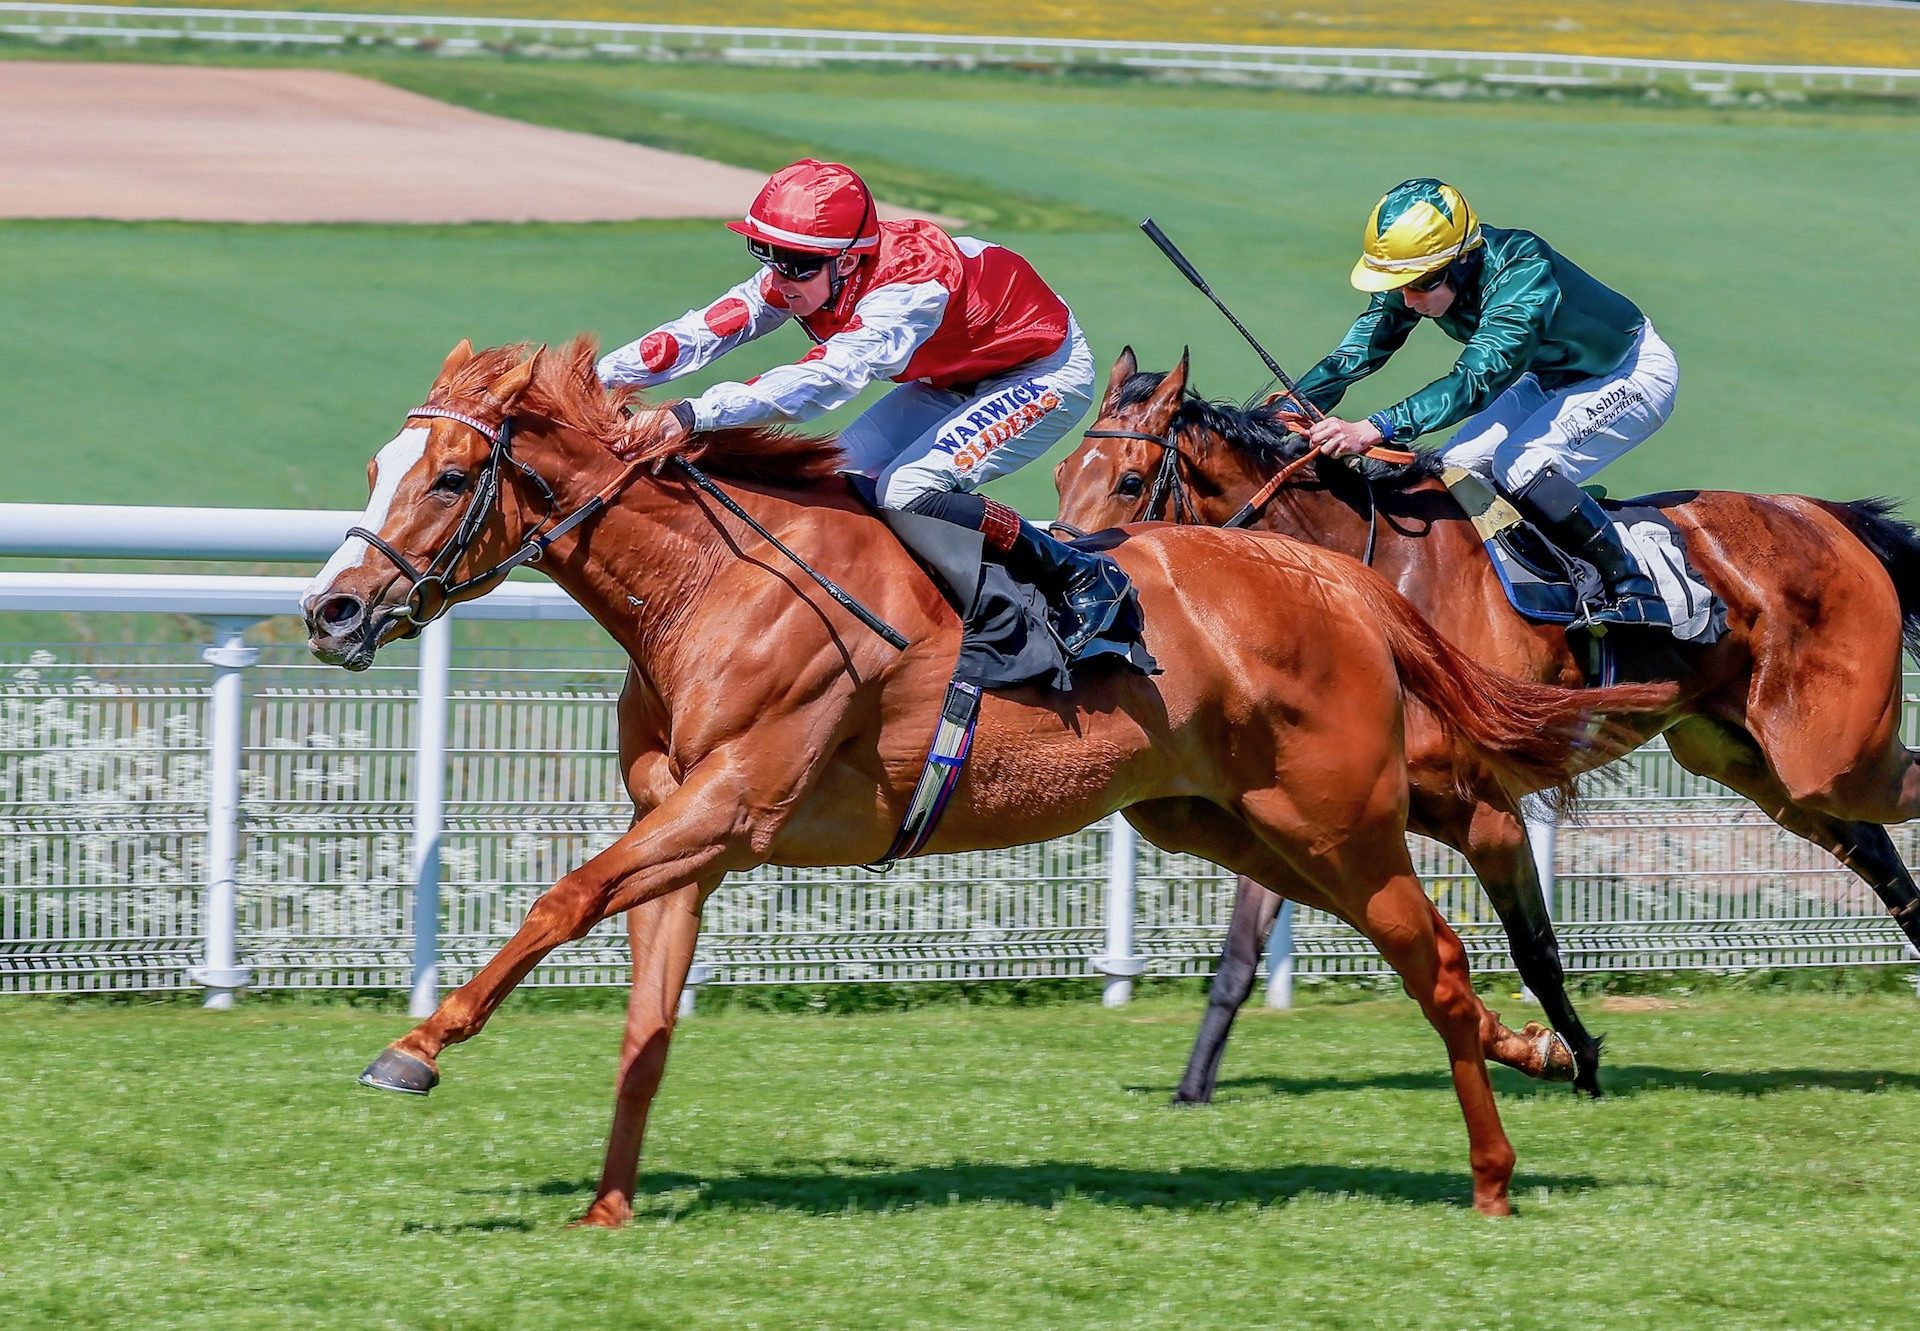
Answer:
[
  {"xmin": 1139, "ymin": 218, "xmax": 1416, "ymax": 467},
  {"xmin": 1139, "ymin": 217, "xmax": 1328, "ymax": 423}
]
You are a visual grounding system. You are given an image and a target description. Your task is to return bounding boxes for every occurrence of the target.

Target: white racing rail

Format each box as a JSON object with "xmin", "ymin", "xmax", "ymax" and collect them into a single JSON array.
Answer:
[
  {"xmin": 0, "ymin": 502, "xmax": 1181, "ymax": 1012},
  {"xmin": 0, "ymin": 502, "xmax": 588, "ymax": 1014},
  {"xmin": 3, "ymin": 502, "xmax": 1917, "ymax": 1011},
  {"xmin": 3, "ymin": 4, "xmax": 1918, "ymax": 95}
]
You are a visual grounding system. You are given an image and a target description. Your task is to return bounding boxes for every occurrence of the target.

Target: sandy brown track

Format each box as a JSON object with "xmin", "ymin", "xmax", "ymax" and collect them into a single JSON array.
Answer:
[{"xmin": 1, "ymin": 61, "xmax": 940, "ymax": 225}]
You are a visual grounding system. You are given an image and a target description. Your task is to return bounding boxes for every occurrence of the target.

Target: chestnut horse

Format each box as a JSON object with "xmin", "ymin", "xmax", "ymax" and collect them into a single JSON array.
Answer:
[
  {"xmin": 1055, "ymin": 348, "xmax": 1920, "ymax": 1104},
  {"xmin": 303, "ymin": 338, "xmax": 1675, "ymax": 1221}
]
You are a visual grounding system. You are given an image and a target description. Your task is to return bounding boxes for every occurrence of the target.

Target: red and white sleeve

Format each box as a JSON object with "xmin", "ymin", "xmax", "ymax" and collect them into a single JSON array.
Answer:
[
  {"xmin": 596, "ymin": 269, "xmax": 795, "ymax": 389},
  {"xmin": 683, "ymin": 279, "xmax": 949, "ymax": 431}
]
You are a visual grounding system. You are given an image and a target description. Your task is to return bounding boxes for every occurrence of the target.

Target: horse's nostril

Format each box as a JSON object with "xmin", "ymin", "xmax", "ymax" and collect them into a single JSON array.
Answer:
[{"xmin": 316, "ymin": 593, "xmax": 365, "ymax": 634}]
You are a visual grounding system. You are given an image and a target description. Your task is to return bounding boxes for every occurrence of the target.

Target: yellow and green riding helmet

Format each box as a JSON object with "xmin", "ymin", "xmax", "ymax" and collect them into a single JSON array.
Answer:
[{"xmin": 1351, "ymin": 178, "xmax": 1483, "ymax": 293}]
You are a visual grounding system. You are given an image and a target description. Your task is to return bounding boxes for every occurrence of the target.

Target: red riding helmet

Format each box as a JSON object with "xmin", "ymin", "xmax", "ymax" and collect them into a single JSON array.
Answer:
[{"xmin": 726, "ymin": 159, "xmax": 880, "ymax": 257}]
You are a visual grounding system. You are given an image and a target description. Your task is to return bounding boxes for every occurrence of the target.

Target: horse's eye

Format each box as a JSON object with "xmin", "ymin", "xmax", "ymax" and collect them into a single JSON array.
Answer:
[
  {"xmin": 1116, "ymin": 473, "xmax": 1145, "ymax": 499},
  {"xmin": 431, "ymin": 469, "xmax": 468, "ymax": 497}
]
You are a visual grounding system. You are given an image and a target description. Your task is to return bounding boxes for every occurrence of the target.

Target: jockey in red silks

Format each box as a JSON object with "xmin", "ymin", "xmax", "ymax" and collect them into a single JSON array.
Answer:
[{"xmin": 598, "ymin": 158, "xmax": 1128, "ymax": 652}]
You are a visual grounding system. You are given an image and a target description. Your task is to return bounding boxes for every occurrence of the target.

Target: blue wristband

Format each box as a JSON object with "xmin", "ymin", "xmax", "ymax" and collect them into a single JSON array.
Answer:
[{"xmin": 1366, "ymin": 411, "xmax": 1396, "ymax": 445}]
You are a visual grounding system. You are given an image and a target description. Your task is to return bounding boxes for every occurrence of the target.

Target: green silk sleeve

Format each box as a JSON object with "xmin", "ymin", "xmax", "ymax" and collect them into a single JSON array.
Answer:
[
  {"xmin": 1380, "ymin": 256, "xmax": 1560, "ymax": 442},
  {"xmin": 1292, "ymin": 295, "xmax": 1418, "ymax": 414}
]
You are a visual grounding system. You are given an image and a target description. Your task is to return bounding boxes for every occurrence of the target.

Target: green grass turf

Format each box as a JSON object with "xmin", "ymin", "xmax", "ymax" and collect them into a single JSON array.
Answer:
[
  {"xmin": 1, "ymin": 991, "xmax": 1915, "ymax": 1328},
  {"xmin": 5, "ymin": 53, "xmax": 1919, "ymax": 523}
]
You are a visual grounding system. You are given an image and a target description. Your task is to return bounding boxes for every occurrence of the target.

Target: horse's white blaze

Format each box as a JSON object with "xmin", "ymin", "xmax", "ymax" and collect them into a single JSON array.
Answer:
[{"xmin": 302, "ymin": 426, "xmax": 430, "ymax": 608}]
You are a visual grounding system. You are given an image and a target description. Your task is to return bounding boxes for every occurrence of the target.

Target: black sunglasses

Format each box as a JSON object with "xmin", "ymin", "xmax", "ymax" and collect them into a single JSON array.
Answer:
[
  {"xmin": 1405, "ymin": 264, "xmax": 1453, "ymax": 293},
  {"xmin": 747, "ymin": 241, "xmax": 831, "ymax": 281}
]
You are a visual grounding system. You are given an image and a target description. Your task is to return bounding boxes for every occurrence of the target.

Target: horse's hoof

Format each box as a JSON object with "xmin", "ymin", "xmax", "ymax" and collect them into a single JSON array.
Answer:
[
  {"xmin": 1522, "ymin": 1024, "xmax": 1578, "ymax": 1083},
  {"xmin": 1170, "ymin": 1090, "xmax": 1213, "ymax": 1108},
  {"xmin": 359, "ymin": 1048, "xmax": 439, "ymax": 1095},
  {"xmin": 1572, "ymin": 1032, "xmax": 1607, "ymax": 1098},
  {"xmin": 571, "ymin": 1199, "xmax": 632, "ymax": 1230}
]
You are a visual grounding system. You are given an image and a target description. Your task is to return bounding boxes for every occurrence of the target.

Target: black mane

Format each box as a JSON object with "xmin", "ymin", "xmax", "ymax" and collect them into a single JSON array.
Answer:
[{"xmin": 1114, "ymin": 371, "xmax": 1443, "ymax": 491}]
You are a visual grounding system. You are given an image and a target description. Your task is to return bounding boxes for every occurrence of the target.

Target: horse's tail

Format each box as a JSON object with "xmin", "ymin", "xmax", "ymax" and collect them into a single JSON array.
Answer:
[
  {"xmin": 1819, "ymin": 497, "xmax": 1920, "ymax": 663},
  {"xmin": 1350, "ymin": 575, "xmax": 1678, "ymax": 807}
]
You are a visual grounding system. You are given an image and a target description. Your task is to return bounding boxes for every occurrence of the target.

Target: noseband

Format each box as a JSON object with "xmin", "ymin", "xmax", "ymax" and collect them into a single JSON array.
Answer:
[{"xmin": 343, "ymin": 408, "xmax": 906, "ymax": 649}]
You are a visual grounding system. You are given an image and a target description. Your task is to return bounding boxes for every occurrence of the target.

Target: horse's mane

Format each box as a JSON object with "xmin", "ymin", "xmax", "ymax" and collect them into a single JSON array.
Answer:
[
  {"xmin": 1114, "ymin": 371, "xmax": 1442, "ymax": 491},
  {"xmin": 426, "ymin": 337, "xmax": 848, "ymax": 488}
]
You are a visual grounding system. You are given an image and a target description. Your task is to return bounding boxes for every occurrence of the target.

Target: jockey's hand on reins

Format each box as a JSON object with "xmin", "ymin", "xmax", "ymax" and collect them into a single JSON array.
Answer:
[{"xmin": 608, "ymin": 404, "xmax": 690, "ymax": 465}]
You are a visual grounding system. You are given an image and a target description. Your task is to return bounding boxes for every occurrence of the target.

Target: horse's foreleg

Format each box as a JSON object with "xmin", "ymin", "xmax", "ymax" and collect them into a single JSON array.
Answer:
[
  {"xmin": 576, "ymin": 878, "xmax": 710, "ymax": 1229},
  {"xmin": 1173, "ymin": 874, "xmax": 1282, "ymax": 1106},
  {"xmin": 363, "ymin": 773, "xmax": 752, "ymax": 1093},
  {"xmin": 1449, "ymin": 798, "xmax": 1597, "ymax": 1093}
]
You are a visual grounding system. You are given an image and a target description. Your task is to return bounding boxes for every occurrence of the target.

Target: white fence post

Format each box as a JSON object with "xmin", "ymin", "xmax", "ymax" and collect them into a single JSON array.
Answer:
[
  {"xmin": 1092, "ymin": 812, "xmax": 1146, "ymax": 1005},
  {"xmin": 187, "ymin": 617, "xmax": 257, "ymax": 1009},
  {"xmin": 1264, "ymin": 898, "xmax": 1295, "ymax": 1009},
  {"xmin": 678, "ymin": 960, "xmax": 714, "ymax": 1018},
  {"xmin": 407, "ymin": 617, "xmax": 452, "ymax": 1019},
  {"xmin": 1520, "ymin": 793, "xmax": 1559, "ymax": 1002}
]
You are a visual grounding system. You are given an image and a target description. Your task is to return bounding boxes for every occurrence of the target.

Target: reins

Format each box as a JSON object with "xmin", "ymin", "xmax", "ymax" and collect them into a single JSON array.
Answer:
[
  {"xmin": 352, "ymin": 406, "xmax": 908, "ymax": 650},
  {"xmin": 1081, "ymin": 424, "xmax": 1414, "ymax": 561},
  {"xmin": 671, "ymin": 457, "xmax": 909, "ymax": 651}
]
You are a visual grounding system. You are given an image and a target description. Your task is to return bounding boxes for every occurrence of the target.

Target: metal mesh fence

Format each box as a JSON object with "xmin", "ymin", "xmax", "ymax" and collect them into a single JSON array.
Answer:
[{"xmin": 2, "ymin": 643, "xmax": 1915, "ymax": 994}]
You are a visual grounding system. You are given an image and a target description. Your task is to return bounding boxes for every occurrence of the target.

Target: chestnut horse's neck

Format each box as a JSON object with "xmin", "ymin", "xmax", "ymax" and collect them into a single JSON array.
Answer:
[
  {"xmin": 499, "ymin": 419, "xmax": 704, "ymax": 657},
  {"xmin": 1186, "ymin": 441, "xmax": 1426, "ymax": 568},
  {"xmin": 492, "ymin": 414, "xmax": 891, "ymax": 689}
]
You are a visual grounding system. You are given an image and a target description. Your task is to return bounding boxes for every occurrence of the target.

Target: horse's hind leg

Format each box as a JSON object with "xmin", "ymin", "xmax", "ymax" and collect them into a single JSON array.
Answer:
[
  {"xmin": 1668, "ymin": 716, "xmax": 1920, "ymax": 950},
  {"xmin": 1129, "ymin": 797, "xmax": 1521, "ymax": 1214},
  {"xmin": 1172, "ymin": 875, "xmax": 1283, "ymax": 1106},
  {"xmin": 577, "ymin": 879, "xmax": 709, "ymax": 1229},
  {"xmin": 1347, "ymin": 862, "xmax": 1519, "ymax": 1215},
  {"xmin": 1735, "ymin": 601, "xmax": 1920, "ymax": 826}
]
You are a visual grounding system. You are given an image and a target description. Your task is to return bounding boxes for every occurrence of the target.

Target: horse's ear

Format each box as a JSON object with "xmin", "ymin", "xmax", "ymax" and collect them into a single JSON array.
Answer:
[
  {"xmin": 1144, "ymin": 346, "xmax": 1189, "ymax": 422},
  {"xmin": 1101, "ymin": 345, "xmax": 1139, "ymax": 412},
  {"xmin": 439, "ymin": 339, "xmax": 474, "ymax": 384},
  {"xmin": 488, "ymin": 346, "xmax": 543, "ymax": 407}
]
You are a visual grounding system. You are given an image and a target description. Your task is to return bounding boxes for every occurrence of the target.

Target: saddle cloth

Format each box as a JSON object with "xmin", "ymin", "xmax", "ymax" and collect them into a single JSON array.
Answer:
[{"xmin": 1441, "ymin": 467, "xmax": 1727, "ymax": 644}]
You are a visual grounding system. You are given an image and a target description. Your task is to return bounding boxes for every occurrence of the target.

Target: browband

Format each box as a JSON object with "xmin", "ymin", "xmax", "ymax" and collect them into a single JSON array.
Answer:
[{"xmin": 406, "ymin": 407, "xmax": 502, "ymax": 445}]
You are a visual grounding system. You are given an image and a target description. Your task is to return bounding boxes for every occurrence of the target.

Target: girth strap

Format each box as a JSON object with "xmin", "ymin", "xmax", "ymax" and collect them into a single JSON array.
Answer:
[{"xmin": 864, "ymin": 678, "xmax": 983, "ymax": 871}]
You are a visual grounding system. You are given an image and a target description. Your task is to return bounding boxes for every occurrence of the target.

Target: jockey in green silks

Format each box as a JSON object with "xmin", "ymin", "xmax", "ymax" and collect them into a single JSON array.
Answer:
[{"xmin": 1290, "ymin": 178, "xmax": 1679, "ymax": 626}]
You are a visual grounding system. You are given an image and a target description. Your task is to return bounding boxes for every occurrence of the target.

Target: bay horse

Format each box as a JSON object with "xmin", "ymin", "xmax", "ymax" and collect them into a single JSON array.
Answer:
[
  {"xmin": 1054, "ymin": 347, "xmax": 1920, "ymax": 1104},
  {"xmin": 303, "ymin": 337, "xmax": 1676, "ymax": 1221}
]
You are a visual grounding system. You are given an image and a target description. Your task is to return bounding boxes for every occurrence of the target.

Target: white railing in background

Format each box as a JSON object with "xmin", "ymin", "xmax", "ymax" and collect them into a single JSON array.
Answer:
[
  {"xmin": 3, "ymin": 4, "xmax": 1918, "ymax": 95},
  {"xmin": 3, "ymin": 503, "xmax": 1917, "ymax": 1014}
]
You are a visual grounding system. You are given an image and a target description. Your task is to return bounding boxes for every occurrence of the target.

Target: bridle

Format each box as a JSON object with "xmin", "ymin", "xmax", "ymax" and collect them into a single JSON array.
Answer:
[
  {"xmin": 1079, "ymin": 426, "xmax": 1201, "ymax": 526},
  {"xmin": 347, "ymin": 406, "xmax": 642, "ymax": 637},
  {"xmin": 1077, "ymin": 422, "xmax": 1393, "ymax": 563},
  {"xmin": 345, "ymin": 405, "xmax": 908, "ymax": 650}
]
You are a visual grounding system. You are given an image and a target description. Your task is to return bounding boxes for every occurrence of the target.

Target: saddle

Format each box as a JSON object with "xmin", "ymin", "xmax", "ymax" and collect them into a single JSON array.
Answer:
[
  {"xmin": 845, "ymin": 478, "xmax": 1156, "ymax": 692},
  {"xmin": 1441, "ymin": 467, "xmax": 1727, "ymax": 645}
]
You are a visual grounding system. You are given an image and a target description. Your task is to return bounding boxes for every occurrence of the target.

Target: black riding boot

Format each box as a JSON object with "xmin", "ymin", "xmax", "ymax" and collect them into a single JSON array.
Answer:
[
  {"xmin": 1508, "ymin": 467, "xmax": 1669, "ymax": 627},
  {"xmin": 904, "ymin": 491, "xmax": 1131, "ymax": 652},
  {"xmin": 1001, "ymin": 520, "xmax": 1132, "ymax": 653}
]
